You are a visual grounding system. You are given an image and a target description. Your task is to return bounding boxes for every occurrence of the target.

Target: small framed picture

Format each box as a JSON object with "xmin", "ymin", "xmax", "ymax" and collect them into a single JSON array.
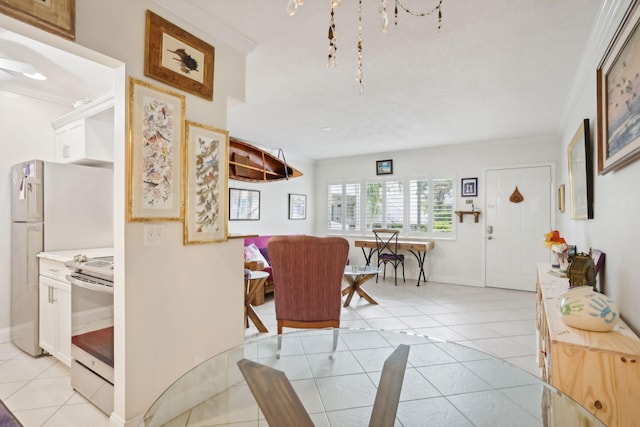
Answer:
[
  {"xmin": 376, "ymin": 159, "xmax": 393, "ymax": 175},
  {"xmin": 229, "ymin": 188, "xmax": 260, "ymax": 221},
  {"xmin": 288, "ymin": 193, "xmax": 307, "ymax": 220},
  {"xmin": 461, "ymin": 177, "xmax": 478, "ymax": 197}
]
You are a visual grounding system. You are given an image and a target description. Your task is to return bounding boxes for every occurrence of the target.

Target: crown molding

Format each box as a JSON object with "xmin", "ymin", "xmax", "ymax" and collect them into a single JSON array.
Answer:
[
  {"xmin": 152, "ymin": 0, "xmax": 257, "ymax": 55},
  {"xmin": 560, "ymin": 0, "xmax": 634, "ymax": 132}
]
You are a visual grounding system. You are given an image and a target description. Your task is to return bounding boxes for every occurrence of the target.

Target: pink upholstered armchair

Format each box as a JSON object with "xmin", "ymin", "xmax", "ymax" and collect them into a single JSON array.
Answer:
[{"xmin": 267, "ymin": 235, "xmax": 349, "ymax": 358}]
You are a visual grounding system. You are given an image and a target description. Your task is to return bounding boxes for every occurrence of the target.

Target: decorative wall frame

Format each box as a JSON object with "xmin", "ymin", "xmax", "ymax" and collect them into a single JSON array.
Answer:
[
  {"xmin": 376, "ymin": 159, "xmax": 393, "ymax": 175},
  {"xmin": 288, "ymin": 193, "xmax": 307, "ymax": 220},
  {"xmin": 461, "ymin": 177, "xmax": 478, "ymax": 197},
  {"xmin": 568, "ymin": 119, "xmax": 594, "ymax": 220},
  {"xmin": 558, "ymin": 184, "xmax": 565, "ymax": 213},
  {"xmin": 184, "ymin": 121, "xmax": 229, "ymax": 244},
  {"xmin": 144, "ymin": 10, "xmax": 215, "ymax": 101},
  {"xmin": 596, "ymin": 0, "xmax": 640, "ymax": 174},
  {"xmin": 229, "ymin": 188, "xmax": 260, "ymax": 221},
  {"xmin": 127, "ymin": 77, "xmax": 185, "ymax": 222},
  {"xmin": 0, "ymin": 0, "xmax": 75, "ymax": 40}
]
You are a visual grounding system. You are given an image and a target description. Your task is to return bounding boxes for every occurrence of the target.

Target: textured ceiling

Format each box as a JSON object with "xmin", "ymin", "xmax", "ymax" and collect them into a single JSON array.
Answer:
[
  {"xmin": 1, "ymin": 1, "xmax": 604, "ymax": 161},
  {"xmin": 163, "ymin": 0, "xmax": 603, "ymax": 160}
]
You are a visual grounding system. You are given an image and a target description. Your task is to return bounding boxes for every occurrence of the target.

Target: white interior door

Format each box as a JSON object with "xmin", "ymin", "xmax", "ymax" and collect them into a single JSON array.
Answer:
[{"xmin": 485, "ymin": 166, "xmax": 552, "ymax": 291}]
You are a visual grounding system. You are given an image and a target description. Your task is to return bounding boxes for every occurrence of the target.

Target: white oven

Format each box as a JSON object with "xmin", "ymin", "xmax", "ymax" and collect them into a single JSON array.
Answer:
[{"xmin": 65, "ymin": 255, "xmax": 114, "ymax": 415}]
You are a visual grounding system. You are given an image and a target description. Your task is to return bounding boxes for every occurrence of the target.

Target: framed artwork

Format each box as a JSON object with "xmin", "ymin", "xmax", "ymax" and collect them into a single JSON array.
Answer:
[
  {"xmin": 568, "ymin": 119, "xmax": 594, "ymax": 220},
  {"xmin": 461, "ymin": 177, "xmax": 477, "ymax": 197},
  {"xmin": 184, "ymin": 121, "xmax": 229, "ymax": 244},
  {"xmin": 596, "ymin": 1, "xmax": 640, "ymax": 174},
  {"xmin": 288, "ymin": 193, "xmax": 307, "ymax": 220},
  {"xmin": 376, "ymin": 159, "xmax": 393, "ymax": 175},
  {"xmin": 0, "ymin": 0, "xmax": 75, "ymax": 40},
  {"xmin": 144, "ymin": 10, "xmax": 215, "ymax": 100},
  {"xmin": 229, "ymin": 188, "xmax": 260, "ymax": 221},
  {"xmin": 127, "ymin": 77, "xmax": 185, "ymax": 222},
  {"xmin": 558, "ymin": 184, "xmax": 565, "ymax": 213}
]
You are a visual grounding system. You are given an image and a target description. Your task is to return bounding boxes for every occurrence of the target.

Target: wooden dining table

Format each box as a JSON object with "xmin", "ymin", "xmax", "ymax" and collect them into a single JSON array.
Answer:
[{"xmin": 354, "ymin": 239, "xmax": 435, "ymax": 286}]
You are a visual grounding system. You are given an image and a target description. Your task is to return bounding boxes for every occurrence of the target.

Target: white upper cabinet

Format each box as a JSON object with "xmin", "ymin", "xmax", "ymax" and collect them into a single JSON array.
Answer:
[{"xmin": 51, "ymin": 94, "xmax": 114, "ymax": 167}]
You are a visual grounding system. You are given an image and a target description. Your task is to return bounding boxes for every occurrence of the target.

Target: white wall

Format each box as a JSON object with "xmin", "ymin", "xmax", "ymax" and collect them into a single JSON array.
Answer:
[
  {"xmin": 315, "ymin": 135, "xmax": 561, "ymax": 286},
  {"xmin": 0, "ymin": 93, "xmax": 70, "ymax": 341},
  {"xmin": 71, "ymin": 1, "xmax": 250, "ymax": 424},
  {"xmin": 0, "ymin": 1, "xmax": 252, "ymax": 425},
  {"xmin": 557, "ymin": 0, "xmax": 640, "ymax": 334},
  {"xmin": 227, "ymin": 152, "xmax": 316, "ymax": 236}
]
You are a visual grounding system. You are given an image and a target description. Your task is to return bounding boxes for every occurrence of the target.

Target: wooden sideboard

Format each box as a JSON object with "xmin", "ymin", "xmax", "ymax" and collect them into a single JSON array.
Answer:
[{"xmin": 536, "ymin": 264, "xmax": 640, "ymax": 426}]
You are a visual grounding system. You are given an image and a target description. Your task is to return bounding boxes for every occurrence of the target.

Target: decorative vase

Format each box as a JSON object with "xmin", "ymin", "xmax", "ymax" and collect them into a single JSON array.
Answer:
[{"xmin": 559, "ymin": 286, "xmax": 619, "ymax": 332}]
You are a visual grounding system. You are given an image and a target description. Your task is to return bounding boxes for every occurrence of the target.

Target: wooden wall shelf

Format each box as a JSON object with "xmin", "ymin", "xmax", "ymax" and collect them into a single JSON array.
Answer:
[{"xmin": 454, "ymin": 210, "xmax": 481, "ymax": 223}]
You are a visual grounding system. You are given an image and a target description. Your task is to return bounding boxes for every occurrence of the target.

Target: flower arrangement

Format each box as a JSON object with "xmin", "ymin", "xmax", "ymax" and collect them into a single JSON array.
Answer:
[{"xmin": 544, "ymin": 230, "xmax": 569, "ymax": 268}]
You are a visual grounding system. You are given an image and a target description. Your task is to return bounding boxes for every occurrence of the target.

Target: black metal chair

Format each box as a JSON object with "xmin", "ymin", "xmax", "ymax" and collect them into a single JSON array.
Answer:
[{"xmin": 373, "ymin": 228, "xmax": 405, "ymax": 286}]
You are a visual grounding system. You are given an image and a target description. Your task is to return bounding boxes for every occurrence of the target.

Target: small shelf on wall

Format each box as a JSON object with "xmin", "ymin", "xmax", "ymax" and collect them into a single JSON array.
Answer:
[{"xmin": 454, "ymin": 210, "xmax": 481, "ymax": 223}]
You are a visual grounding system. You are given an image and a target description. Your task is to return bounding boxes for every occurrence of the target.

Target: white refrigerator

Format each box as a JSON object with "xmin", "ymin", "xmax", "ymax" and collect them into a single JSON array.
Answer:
[{"xmin": 10, "ymin": 160, "xmax": 113, "ymax": 356}]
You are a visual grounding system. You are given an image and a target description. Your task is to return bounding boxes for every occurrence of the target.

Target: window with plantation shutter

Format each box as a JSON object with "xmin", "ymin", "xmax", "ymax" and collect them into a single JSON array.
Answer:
[
  {"xmin": 329, "ymin": 177, "xmax": 454, "ymax": 238},
  {"xmin": 328, "ymin": 182, "xmax": 361, "ymax": 231}
]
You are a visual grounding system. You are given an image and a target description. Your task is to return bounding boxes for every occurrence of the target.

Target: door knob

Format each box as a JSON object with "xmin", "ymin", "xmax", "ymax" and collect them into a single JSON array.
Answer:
[
  {"xmin": 487, "ymin": 236, "xmax": 494, "ymax": 240},
  {"xmin": 486, "ymin": 225, "xmax": 493, "ymax": 234}
]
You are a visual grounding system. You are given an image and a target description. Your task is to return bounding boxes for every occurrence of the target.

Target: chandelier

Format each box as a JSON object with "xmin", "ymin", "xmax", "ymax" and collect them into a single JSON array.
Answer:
[{"xmin": 286, "ymin": 0, "xmax": 445, "ymax": 93}]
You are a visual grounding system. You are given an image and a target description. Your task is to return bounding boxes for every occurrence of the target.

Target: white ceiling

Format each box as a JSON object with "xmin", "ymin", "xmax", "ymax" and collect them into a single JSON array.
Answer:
[
  {"xmin": 0, "ymin": 1, "xmax": 604, "ymax": 161},
  {"xmin": 163, "ymin": 0, "xmax": 604, "ymax": 160},
  {"xmin": 0, "ymin": 27, "xmax": 113, "ymax": 106}
]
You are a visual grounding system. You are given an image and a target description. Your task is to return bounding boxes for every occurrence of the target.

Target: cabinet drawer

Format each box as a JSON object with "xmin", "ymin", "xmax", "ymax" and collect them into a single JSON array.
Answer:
[{"xmin": 40, "ymin": 258, "xmax": 72, "ymax": 282}]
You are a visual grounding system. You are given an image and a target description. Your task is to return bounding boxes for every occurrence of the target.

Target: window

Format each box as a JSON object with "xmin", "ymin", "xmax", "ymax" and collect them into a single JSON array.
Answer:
[
  {"xmin": 329, "ymin": 177, "xmax": 455, "ymax": 237},
  {"xmin": 328, "ymin": 182, "xmax": 360, "ymax": 231}
]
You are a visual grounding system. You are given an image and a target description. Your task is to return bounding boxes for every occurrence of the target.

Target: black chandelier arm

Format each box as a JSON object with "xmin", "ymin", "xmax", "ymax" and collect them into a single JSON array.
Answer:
[{"xmin": 394, "ymin": 0, "xmax": 444, "ymax": 28}]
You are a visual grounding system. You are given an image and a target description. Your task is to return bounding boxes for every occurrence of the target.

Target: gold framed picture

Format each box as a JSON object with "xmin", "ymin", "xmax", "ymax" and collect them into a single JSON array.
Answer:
[
  {"xmin": 144, "ymin": 10, "xmax": 215, "ymax": 101},
  {"xmin": 596, "ymin": 0, "xmax": 640, "ymax": 174},
  {"xmin": 184, "ymin": 121, "xmax": 229, "ymax": 244},
  {"xmin": 0, "ymin": 0, "xmax": 75, "ymax": 40},
  {"xmin": 128, "ymin": 77, "xmax": 185, "ymax": 222}
]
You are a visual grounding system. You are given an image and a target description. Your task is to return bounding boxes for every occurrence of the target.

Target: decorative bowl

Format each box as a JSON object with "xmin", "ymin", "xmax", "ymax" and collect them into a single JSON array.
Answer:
[{"xmin": 559, "ymin": 286, "xmax": 619, "ymax": 332}]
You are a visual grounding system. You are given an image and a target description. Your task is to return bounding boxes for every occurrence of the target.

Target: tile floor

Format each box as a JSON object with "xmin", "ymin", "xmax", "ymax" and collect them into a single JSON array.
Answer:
[{"xmin": 0, "ymin": 277, "xmax": 539, "ymax": 426}]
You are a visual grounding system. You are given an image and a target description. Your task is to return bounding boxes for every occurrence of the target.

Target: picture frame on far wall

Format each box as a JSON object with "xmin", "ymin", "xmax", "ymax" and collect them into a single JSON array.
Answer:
[
  {"xmin": 288, "ymin": 193, "xmax": 307, "ymax": 220},
  {"xmin": 229, "ymin": 188, "xmax": 260, "ymax": 221},
  {"xmin": 144, "ymin": 10, "xmax": 215, "ymax": 100},
  {"xmin": 0, "ymin": 0, "xmax": 75, "ymax": 40},
  {"xmin": 183, "ymin": 121, "xmax": 229, "ymax": 244},
  {"xmin": 596, "ymin": 0, "xmax": 640, "ymax": 174},
  {"xmin": 127, "ymin": 77, "xmax": 185, "ymax": 222},
  {"xmin": 376, "ymin": 159, "xmax": 393, "ymax": 175},
  {"xmin": 568, "ymin": 119, "xmax": 594, "ymax": 220},
  {"xmin": 461, "ymin": 177, "xmax": 478, "ymax": 197}
]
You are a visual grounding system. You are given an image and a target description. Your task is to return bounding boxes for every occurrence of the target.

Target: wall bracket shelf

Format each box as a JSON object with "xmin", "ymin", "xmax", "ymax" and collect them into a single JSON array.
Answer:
[{"xmin": 454, "ymin": 210, "xmax": 481, "ymax": 223}]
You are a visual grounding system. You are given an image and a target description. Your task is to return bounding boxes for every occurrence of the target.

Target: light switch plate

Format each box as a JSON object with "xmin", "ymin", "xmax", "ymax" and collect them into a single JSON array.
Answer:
[{"xmin": 143, "ymin": 224, "xmax": 164, "ymax": 246}]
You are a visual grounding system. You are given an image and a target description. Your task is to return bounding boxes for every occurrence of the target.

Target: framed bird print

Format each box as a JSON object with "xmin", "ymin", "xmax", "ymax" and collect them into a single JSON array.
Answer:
[
  {"xmin": 127, "ymin": 77, "xmax": 185, "ymax": 221},
  {"xmin": 144, "ymin": 10, "xmax": 215, "ymax": 100},
  {"xmin": 184, "ymin": 121, "xmax": 229, "ymax": 244}
]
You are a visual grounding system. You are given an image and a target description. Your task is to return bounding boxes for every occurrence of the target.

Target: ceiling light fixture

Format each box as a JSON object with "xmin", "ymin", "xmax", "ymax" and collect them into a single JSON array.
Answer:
[
  {"xmin": 287, "ymin": 0, "xmax": 444, "ymax": 93},
  {"xmin": 0, "ymin": 57, "xmax": 47, "ymax": 81}
]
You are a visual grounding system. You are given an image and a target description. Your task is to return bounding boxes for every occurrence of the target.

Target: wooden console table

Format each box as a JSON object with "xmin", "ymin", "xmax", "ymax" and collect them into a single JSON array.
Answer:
[
  {"xmin": 536, "ymin": 264, "xmax": 640, "ymax": 426},
  {"xmin": 354, "ymin": 240, "xmax": 435, "ymax": 286}
]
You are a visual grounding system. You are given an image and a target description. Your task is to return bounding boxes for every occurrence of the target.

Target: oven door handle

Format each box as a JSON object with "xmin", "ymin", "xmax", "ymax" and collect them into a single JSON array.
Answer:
[{"xmin": 66, "ymin": 275, "xmax": 114, "ymax": 294}]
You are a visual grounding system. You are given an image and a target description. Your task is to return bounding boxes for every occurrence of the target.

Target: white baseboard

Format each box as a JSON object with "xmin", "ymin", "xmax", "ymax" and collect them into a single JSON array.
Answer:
[{"xmin": 0, "ymin": 327, "xmax": 11, "ymax": 343}]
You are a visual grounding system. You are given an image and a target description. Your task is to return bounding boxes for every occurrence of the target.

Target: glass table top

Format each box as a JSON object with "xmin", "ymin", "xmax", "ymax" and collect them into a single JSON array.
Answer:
[{"xmin": 140, "ymin": 328, "xmax": 605, "ymax": 427}]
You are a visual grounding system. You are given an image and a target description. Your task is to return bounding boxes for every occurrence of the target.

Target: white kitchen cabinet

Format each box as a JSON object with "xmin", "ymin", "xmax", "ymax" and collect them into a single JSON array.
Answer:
[
  {"xmin": 39, "ymin": 258, "xmax": 72, "ymax": 366},
  {"xmin": 52, "ymin": 94, "xmax": 114, "ymax": 167}
]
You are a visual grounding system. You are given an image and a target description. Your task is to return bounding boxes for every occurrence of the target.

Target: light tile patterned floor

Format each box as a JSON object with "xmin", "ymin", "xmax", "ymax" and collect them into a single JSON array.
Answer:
[{"xmin": 0, "ymin": 278, "xmax": 538, "ymax": 426}]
